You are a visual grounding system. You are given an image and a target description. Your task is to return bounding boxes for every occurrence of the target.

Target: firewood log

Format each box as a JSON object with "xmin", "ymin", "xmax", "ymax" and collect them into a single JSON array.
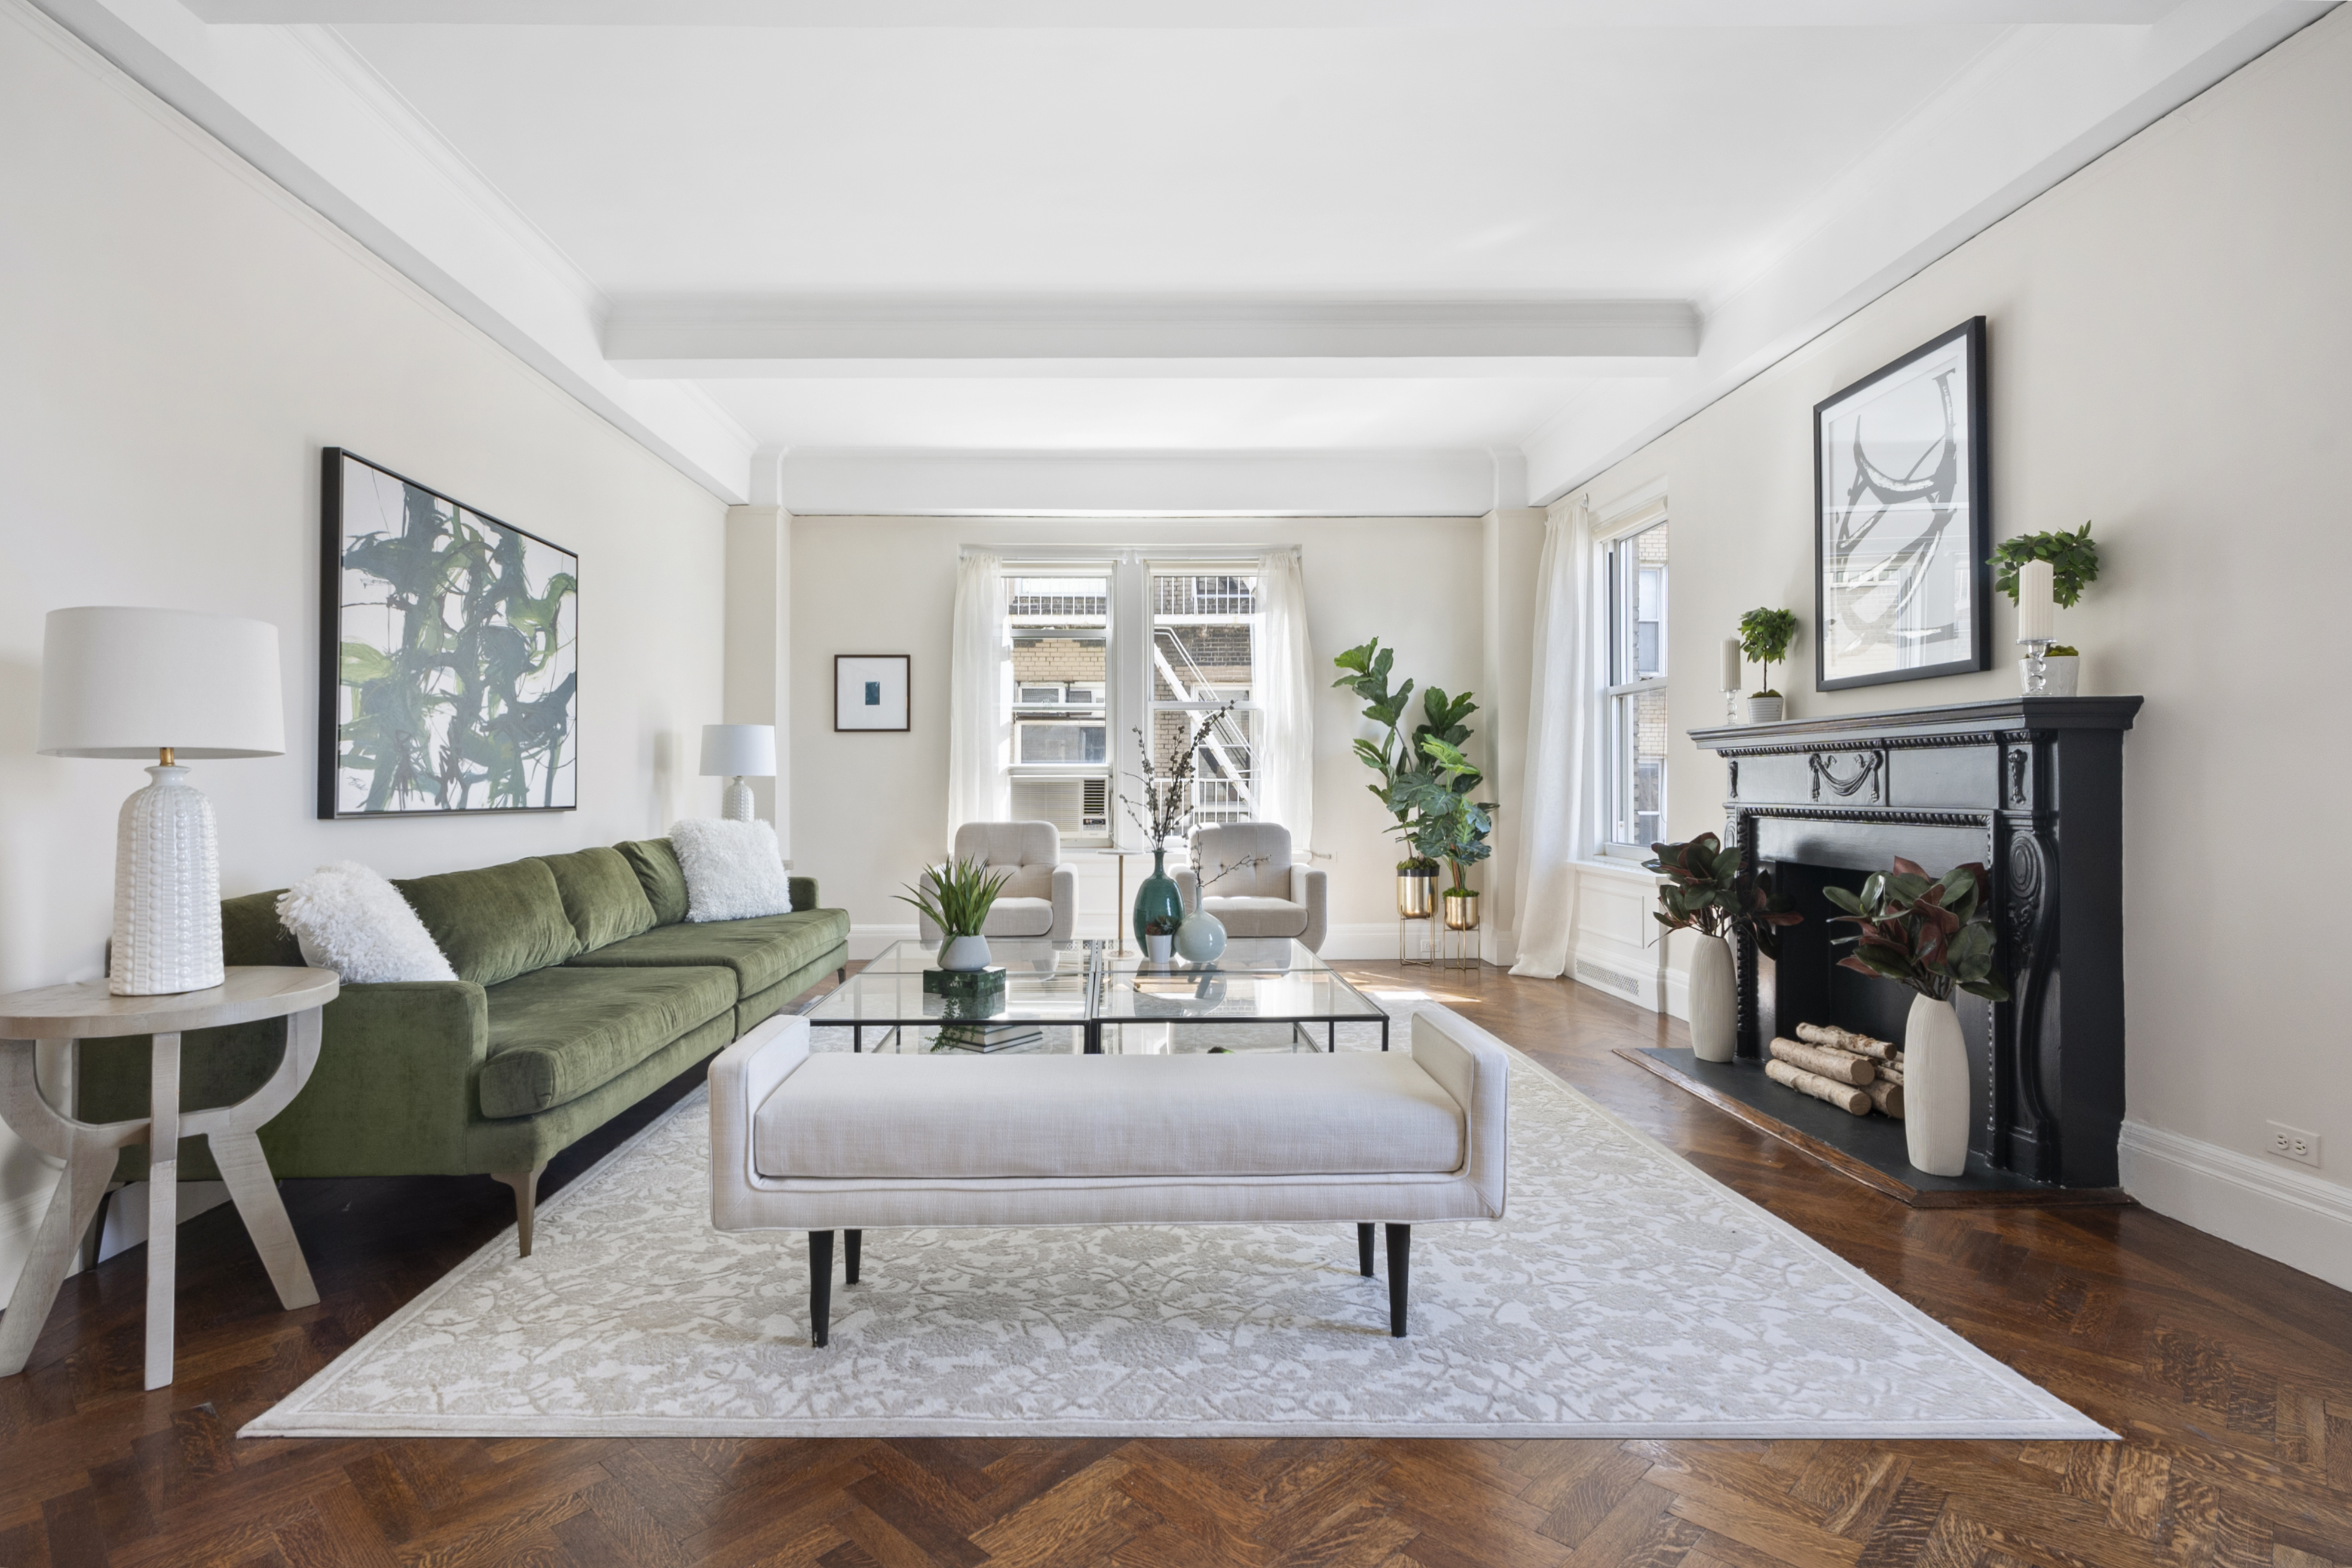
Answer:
[
  {"xmin": 1766, "ymin": 1059, "xmax": 1872, "ymax": 1115},
  {"xmin": 1876, "ymin": 1057, "xmax": 1904, "ymax": 1085},
  {"xmin": 1795, "ymin": 1022, "xmax": 1899, "ymax": 1061},
  {"xmin": 1769, "ymin": 1036, "xmax": 1876, "ymax": 1086},
  {"xmin": 1864, "ymin": 1077, "xmax": 1905, "ymax": 1119}
]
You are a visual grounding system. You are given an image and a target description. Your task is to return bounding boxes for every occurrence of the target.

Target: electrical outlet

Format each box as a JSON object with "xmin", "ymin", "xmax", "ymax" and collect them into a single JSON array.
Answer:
[{"xmin": 2266, "ymin": 1120, "xmax": 2322, "ymax": 1168}]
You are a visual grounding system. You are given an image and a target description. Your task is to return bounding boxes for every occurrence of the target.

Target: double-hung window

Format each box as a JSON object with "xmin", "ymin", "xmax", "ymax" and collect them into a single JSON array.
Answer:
[
  {"xmin": 1006, "ymin": 572, "xmax": 1110, "ymax": 842},
  {"xmin": 1601, "ymin": 516, "xmax": 1669, "ymax": 856},
  {"xmin": 1149, "ymin": 568, "xmax": 1257, "ymax": 830}
]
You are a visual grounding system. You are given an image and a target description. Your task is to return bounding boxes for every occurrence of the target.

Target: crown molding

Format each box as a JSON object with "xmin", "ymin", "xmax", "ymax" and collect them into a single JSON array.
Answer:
[
  {"xmin": 28, "ymin": 0, "xmax": 760, "ymax": 502},
  {"xmin": 602, "ymin": 297, "xmax": 1700, "ymax": 376}
]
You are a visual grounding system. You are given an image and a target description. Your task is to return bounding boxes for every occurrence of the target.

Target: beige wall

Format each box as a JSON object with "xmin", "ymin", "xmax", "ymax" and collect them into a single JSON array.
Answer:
[
  {"xmin": 0, "ymin": 14, "xmax": 729, "ymax": 1289},
  {"xmin": 1566, "ymin": 8, "xmax": 2352, "ymax": 1284},
  {"xmin": 788, "ymin": 516, "xmax": 1487, "ymax": 954}
]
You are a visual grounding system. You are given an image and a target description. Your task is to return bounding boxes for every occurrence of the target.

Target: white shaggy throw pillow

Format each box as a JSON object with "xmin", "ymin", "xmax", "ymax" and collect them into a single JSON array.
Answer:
[
  {"xmin": 670, "ymin": 818, "xmax": 794, "ymax": 923},
  {"xmin": 275, "ymin": 862, "xmax": 457, "ymax": 984}
]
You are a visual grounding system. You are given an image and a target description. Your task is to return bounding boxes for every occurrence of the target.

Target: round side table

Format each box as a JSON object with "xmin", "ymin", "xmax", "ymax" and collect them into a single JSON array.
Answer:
[{"xmin": 0, "ymin": 966, "xmax": 339, "ymax": 1389}]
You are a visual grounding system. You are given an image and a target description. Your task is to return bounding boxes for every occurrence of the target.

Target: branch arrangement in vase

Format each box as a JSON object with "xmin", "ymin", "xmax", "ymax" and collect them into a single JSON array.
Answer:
[
  {"xmin": 1118, "ymin": 701, "xmax": 1234, "ymax": 849},
  {"xmin": 1823, "ymin": 858, "xmax": 2010, "ymax": 1003},
  {"xmin": 1643, "ymin": 833, "xmax": 1801, "ymax": 953}
]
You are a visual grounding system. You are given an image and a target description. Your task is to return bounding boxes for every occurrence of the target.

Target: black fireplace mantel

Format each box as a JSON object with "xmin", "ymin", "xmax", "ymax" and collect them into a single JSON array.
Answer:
[{"xmin": 1688, "ymin": 695, "xmax": 2142, "ymax": 1190}]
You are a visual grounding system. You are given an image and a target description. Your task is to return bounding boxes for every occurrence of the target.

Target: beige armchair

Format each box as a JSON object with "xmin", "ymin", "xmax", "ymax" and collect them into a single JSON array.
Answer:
[
  {"xmin": 917, "ymin": 820, "xmax": 1078, "ymax": 942},
  {"xmin": 1173, "ymin": 821, "xmax": 1328, "ymax": 953}
]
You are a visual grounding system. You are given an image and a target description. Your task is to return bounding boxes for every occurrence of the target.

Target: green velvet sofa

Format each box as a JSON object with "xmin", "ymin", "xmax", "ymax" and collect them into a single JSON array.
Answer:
[{"xmin": 76, "ymin": 838, "xmax": 849, "ymax": 1254}]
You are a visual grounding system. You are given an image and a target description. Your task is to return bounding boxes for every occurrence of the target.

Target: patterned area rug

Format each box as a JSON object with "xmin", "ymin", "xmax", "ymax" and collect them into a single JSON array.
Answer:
[{"xmin": 244, "ymin": 1010, "xmax": 2107, "ymax": 1440}]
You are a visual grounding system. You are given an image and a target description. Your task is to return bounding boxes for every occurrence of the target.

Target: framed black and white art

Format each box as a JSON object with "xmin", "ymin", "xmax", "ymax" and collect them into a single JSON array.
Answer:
[
  {"xmin": 835, "ymin": 654, "xmax": 911, "ymax": 731},
  {"xmin": 1814, "ymin": 317, "xmax": 1990, "ymax": 691},
  {"xmin": 319, "ymin": 448, "xmax": 579, "ymax": 817}
]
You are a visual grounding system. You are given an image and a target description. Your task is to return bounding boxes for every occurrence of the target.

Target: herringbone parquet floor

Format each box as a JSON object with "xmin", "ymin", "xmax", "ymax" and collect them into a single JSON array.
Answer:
[{"xmin": 2, "ymin": 964, "xmax": 2347, "ymax": 1567}]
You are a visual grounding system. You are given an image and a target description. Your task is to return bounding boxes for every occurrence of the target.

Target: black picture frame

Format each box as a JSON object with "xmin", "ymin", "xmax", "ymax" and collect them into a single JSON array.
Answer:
[
  {"xmin": 319, "ymin": 448, "xmax": 580, "ymax": 818},
  {"xmin": 1813, "ymin": 317, "xmax": 1990, "ymax": 692},
  {"xmin": 834, "ymin": 654, "xmax": 911, "ymax": 732}
]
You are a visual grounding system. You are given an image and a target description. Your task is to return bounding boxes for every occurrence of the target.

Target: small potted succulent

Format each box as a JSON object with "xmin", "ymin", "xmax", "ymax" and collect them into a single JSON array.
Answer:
[
  {"xmin": 1991, "ymin": 522, "xmax": 2099, "ymax": 696},
  {"xmin": 1738, "ymin": 607, "xmax": 1800, "ymax": 723},
  {"xmin": 1142, "ymin": 914, "xmax": 1178, "ymax": 964},
  {"xmin": 899, "ymin": 856, "xmax": 1010, "ymax": 972},
  {"xmin": 1824, "ymin": 858, "xmax": 2010, "ymax": 1177},
  {"xmin": 1644, "ymin": 833, "xmax": 1800, "ymax": 1062}
]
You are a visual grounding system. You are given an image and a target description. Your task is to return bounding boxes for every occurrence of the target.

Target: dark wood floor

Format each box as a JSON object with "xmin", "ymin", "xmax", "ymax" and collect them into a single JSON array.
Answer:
[{"xmin": 4, "ymin": 964, "xmax": 2348, "ymax": 1567}]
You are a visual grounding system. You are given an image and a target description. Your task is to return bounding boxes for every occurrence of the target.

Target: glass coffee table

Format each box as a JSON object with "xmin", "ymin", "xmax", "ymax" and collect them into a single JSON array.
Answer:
[{"xmin": 803, "ymin": 938, "xmax": 1391, "ymax": 1055}]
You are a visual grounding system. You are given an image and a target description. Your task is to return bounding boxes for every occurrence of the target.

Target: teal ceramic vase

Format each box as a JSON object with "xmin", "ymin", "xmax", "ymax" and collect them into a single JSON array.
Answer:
[{"xmin": 1133, "ymin": 847, "xmax": 1184, "ymax": 948}]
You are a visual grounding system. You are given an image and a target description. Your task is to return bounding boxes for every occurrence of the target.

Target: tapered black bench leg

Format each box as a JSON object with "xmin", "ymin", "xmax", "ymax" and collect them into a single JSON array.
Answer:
[
  {"xmin": 1385, "ymin": 1224, "xmax": 1410, "ymax": 1337},
  {"xmin": 809, "ymin": 1230, "xmax": 834, "ymax": 1347},
  {"xmin": 846, "ymin": 1229, "xmax": 861, "ymax": 1285},
  {"xmin": 1357, "ymin": 1223, "xmax": 1375, "ymax": 1278}
]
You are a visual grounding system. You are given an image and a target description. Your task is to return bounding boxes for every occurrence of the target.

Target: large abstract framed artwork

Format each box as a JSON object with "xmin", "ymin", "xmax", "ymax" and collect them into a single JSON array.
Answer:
[
  {"xmin": 319, "ymin": 448, "xmax": 578, "ymax": 817},
  {"xmin": 1814, "ymin": 317, "xmax": 1991, "ymax": 691}
]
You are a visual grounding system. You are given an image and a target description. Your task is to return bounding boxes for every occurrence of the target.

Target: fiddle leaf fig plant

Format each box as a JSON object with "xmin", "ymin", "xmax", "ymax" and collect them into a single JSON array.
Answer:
[
  {"xmin": 1644, "ymin": 832, "xmax": 1801, "ymax": 958},
  {"xmin": 1738, "ymin": 607, "xmax": 1801, "ymax": 698},
  {"xmin": 1334, "ymin": 639, "xmax": 1487, "ymax": 878},
  {"xmin": 1823, "ymin": 856, "xmax": 2011, "ymax": 1003}
]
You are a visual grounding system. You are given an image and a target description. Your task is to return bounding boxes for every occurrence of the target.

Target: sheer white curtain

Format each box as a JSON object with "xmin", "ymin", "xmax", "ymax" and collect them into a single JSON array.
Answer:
[
  {"xmin": 1509, "ymin": 498, "xmax": 1602, "ymax": 979},
  {"xmin": 946, "ymin": 551, "xmax": 1009, "ymax": 851},
  {"xmin": 1253, "ymin": 548, "xmax": 1315, "ymax": 852}
]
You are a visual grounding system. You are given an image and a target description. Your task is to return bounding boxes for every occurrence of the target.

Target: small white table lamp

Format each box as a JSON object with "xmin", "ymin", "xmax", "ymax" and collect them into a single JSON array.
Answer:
[
  {"xmin": 700, "ymin": 724, "xmax": 777, "ymax": 822},
  {"xmin": 38, "ymin": 608, "xmax": 286, "ymax": 996}
]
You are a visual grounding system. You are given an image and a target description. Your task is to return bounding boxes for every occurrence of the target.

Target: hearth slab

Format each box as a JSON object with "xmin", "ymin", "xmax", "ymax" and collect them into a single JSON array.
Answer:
[{"xmin": 1620, "ymin": 1048, "xmax": 2133, "ymax": 1209}]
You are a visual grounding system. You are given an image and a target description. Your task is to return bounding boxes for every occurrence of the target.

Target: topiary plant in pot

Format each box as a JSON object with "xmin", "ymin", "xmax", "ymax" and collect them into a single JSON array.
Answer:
[
  {"xmin": 1738, "ymin": 607, "xmax": 1800, "ymax": 722},
  {"xmin": 1990, "ymin": 522, "xmax": 2099, "ymax": 693},
  {"xmin": 1643, "ymin": 833, "xmax": 1799, "ymax": 1062},
  {"xmin": 1824, "ymin": 857, "xmax": 2010, "ymax": 1177}
]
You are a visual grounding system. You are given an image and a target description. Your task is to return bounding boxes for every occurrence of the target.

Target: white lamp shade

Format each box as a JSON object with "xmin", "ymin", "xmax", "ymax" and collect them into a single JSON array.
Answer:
[
  {"xmin": 699, "ymin": 723, "xmax": 777, "ymax": 777},
  {"xmin": 38, "ymin": 607, "xmax": 285, "ymax": 759}
]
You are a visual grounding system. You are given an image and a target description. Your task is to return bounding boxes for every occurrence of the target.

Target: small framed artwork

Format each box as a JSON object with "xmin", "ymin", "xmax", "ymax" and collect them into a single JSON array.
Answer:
[
  {"xmin": 320, "ymin": 448, "xmax": 578, "ymax": 817},
  {"xmin": 835, "ymin": 654, "xmax": 911, "ymax": 731},
  {"xmin": 1814, "ymin": 317, "xmax": 1991, "ymax": 691}
]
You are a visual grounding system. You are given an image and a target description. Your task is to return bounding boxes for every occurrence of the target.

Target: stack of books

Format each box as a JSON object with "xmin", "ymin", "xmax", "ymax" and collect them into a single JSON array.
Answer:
[{"xmin": 932, "ymin": 1022, "xmax": 1044, "ymax": 1053}]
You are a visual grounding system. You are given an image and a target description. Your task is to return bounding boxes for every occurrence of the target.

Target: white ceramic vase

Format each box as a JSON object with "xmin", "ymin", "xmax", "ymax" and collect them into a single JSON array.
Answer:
[
  {"xmin": 1747, "ymin": 694, "xmax": 1786, "ymax": 724},
  {"xmin": 1687, "ymin": 932, "xmax": 1737, "ymax": 1063},
  {"xmin": 2018, "ymin": 654, "xmax": 2080, "ymax": 696},
  {"xmin": 1146, "ymin": 933, "xmax": 1174, "ymax": 963},
  {"xmin": 112, "ymin": 764, "xmax": 223, "ymax": 996},
  {"xmin": 939, "ymin": 933, "xmax": 992, "ymax": 972},
  {"xmin": 1175, "ymin": 909, "xmax": 1227, "ymax": 964},
  {"xmin": 1904, "ymin": 991, "xmax": 1971, "ymax": 1177}
]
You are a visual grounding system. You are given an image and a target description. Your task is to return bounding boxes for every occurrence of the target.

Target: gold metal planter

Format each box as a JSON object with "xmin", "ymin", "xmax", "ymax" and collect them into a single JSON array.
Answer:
[
  {"xmin": 1396, "ymin": 869, "xmax": 1436, "ymax": 919},
  {"xmin": 1442, "ymin": 892, "xmax": 1481, "ymax": 931}
]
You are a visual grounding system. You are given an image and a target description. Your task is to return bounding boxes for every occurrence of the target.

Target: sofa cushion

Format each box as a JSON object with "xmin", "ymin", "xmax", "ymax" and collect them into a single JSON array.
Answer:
[
  {"xmin": 757, "ymin": 1051, "xmax": 1463, "ymax": 1180},
  {"xmin": 1202, "ymin": 895, "xmax": 1309, "ymax": 939},
  {"xmin": 616, "ymin": 838, "xmax": 690, "ymax": 926},
  {"xmin": 222, "ymin": 889, "xmax": 304, "ymax": 966},
  {"xmin": 479, "ymin": 964, "xmax": 734, "ymax": 1119},
  {"xmin": 980, "ymin": 897, "xmax": 1055, "ymax": 938},
  {"xmin": 394, "ymin": 859, "xmax": 581, "ymax": 987},
  {"xmin": 568, "ymin": 908, "xmax": 849, "ymax": 999},
  {"xmin": 537, "ymin": 847, "xmax": 657, "ymax": 951}
]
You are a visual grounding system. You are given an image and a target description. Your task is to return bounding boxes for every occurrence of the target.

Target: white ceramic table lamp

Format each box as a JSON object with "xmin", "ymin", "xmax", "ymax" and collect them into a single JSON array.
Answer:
[
  {"xmin": 38, "ymin": 608, "xmax": 286, "ymax": 996},
  {"xmin": 700, "ymin": 724, "xmax": 776, "ymax": 822}
]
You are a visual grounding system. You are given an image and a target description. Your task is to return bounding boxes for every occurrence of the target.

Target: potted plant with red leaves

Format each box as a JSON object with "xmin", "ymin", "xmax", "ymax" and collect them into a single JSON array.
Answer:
[
  {"xmin": 1824, "ymin": 857, "xmax": 2010, "ymax": 1177},
  {"xmin": 1644, "ymin": 832, "xmax": 1800, "ymax": 1063}
]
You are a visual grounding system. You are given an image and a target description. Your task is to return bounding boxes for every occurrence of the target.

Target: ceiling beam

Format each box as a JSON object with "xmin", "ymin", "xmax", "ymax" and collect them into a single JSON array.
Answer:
[
  {"xmin": 182, "ymin": 2, "xmax": 2188, "ymax": 25},
  {"xmin": 602, "ymin": 298, "xmax": 1700, "ymax": 377}
]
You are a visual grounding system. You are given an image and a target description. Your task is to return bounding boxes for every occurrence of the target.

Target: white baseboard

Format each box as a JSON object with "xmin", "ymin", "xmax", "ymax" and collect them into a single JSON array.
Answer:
[{"xmin": 2118, "ymin": 1119, "xmax": 2352, "ymax": 1293}]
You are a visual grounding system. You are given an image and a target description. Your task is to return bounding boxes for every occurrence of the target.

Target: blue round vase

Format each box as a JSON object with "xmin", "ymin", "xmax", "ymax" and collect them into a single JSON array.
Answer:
[
  {"xmin": 1132, "ymin": 848, "xmax": 1184, "ymax": 948},
  {"xmin": 1175, "ymin": 909, "xmax": 1227, "ymax": 964}
]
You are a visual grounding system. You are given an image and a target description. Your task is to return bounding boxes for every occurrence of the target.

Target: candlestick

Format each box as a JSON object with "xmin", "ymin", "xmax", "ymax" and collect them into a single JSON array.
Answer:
[
  {"xmin": 1720, "ymin": 636, "xmax": 1742, "ymax": 722},
  {"xmin": 2016, "ymin": 559, "xmax": 2055, "ymax": 644}
]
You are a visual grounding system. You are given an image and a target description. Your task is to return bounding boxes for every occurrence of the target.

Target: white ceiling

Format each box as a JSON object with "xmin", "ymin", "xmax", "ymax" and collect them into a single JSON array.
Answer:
[{"xmin": 32, "ymin": 0, "xmax": 2337, "ymax": 510}]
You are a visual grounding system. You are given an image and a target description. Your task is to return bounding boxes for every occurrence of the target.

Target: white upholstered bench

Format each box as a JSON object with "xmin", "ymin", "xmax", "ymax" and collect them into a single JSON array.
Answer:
[{"xmin": 708, "ymin": 1004, "xmax": 1509, "ymax": 1345}]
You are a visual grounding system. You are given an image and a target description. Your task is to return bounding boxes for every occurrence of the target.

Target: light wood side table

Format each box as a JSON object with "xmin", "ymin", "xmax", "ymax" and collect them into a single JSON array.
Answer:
[{"xmin": 0, "ymin": 966, "xmax": 339, "ymax": 1389}]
